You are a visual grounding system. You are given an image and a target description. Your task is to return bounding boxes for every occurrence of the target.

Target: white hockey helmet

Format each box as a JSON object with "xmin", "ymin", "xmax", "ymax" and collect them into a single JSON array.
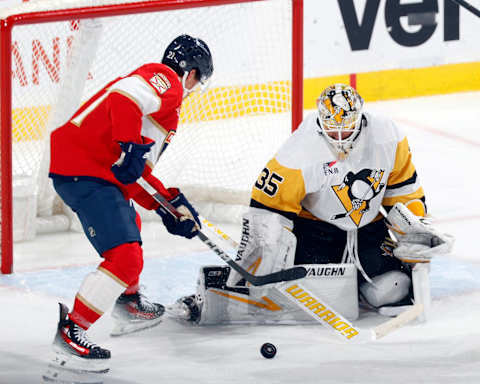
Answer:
[{"xmin": 317, "ymin": 84, "xmax": 364, "ymax": 158}]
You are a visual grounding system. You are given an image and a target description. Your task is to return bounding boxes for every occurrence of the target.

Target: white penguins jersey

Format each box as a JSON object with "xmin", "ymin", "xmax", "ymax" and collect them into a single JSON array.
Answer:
[{"xmin": 250, "ymin": 111, "xmax": 425, "ymax": 231}]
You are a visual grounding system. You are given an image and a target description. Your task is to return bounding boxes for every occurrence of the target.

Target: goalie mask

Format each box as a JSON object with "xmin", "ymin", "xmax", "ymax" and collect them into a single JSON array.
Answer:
[
  {"xmin": 317, "ymin": 84, "xmax": 364, "ymax": 159},
  {"xmin": 162, "ymin": 34, "xmax": 213, "ymax": 96}
]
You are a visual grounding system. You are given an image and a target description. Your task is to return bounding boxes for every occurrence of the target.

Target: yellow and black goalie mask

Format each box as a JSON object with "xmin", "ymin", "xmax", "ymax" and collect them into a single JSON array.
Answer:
[{"xmin": 317, "ymin": 84, "xmax": 364, "ymax": 159}]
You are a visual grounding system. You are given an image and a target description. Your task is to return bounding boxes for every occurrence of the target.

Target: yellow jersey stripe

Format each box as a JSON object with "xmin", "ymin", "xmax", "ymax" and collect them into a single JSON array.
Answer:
[
  {"xmin": 250, "ymin": 158, "xmax": 306, "ymax": 215},
  {"xmin": 388, "ymin": 137, "xmax": 416, "ymax": 187}
]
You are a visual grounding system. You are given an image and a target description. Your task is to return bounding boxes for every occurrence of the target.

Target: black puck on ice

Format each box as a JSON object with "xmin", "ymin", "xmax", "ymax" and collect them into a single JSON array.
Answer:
[{"xmin": 260, "ymin": 343, "xmax": 277, "ymax": 359}]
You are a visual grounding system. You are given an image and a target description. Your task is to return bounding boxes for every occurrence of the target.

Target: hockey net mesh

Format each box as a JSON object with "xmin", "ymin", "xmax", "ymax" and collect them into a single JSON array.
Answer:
[{"xmin": 3, "ymin": 0, "xmax": 295, "ymax": 255}]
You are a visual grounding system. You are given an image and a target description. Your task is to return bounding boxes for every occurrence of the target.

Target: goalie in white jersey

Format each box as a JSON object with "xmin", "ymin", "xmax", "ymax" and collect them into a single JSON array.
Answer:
[{"xmin": 169, "ymin": 84, "xmax": 452, "ymax": 324}]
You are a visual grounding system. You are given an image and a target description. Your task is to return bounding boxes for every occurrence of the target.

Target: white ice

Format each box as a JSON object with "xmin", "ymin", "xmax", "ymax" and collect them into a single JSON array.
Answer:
[{"xmin": 1, "ymin": 91, "xmax": 480, "ymax": 384}]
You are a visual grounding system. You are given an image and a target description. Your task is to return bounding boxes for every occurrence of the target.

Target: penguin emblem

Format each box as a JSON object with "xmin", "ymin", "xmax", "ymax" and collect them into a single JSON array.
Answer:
[{"xmin": 331, "ymin": 168, "xmax": 385, "ymax": 226}]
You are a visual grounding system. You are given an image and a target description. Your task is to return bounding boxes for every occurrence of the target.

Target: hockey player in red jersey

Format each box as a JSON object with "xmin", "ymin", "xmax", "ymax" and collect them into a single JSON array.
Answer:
[{"xmin": 48, "ymin": 34, "xmax": 213, "ymax": 372}]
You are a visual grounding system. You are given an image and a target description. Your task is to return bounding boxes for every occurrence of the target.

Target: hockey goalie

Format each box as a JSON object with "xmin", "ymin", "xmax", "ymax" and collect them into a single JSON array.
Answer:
[{"xmin": 169, "ymin": 84, "xmax": 453, "ymax": 325}]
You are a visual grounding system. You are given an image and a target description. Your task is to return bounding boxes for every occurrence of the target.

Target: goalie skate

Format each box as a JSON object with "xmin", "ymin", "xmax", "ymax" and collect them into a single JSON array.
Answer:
[
  {"xmin": 166, "ymin": 294, "xmax": 203, "ymax": 323},
  {"xmin": 51, "ymin": 303, "xmax": 110, "ymax": 374},
  {"xmin": 110, "ymin": 292, "xmax": 165, "ymax": 336}
]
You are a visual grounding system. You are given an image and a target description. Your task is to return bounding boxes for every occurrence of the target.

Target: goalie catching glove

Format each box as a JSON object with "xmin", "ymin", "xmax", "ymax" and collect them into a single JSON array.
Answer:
[
  {"xmin": 156, "ymin": 188, "xmax": 201, "ymax": 239},
  {"xmin": 226, "ymin": 207, "xmax": 297, "ymax": 287},
  {"xmin": 384, "ymin": 202, "xmax": 454, "ymax": 263}
]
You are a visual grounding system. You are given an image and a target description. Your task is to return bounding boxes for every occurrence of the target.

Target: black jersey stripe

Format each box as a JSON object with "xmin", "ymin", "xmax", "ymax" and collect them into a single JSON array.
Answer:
[
  {"xmin": 250, "ymin": 199, "xmax": 297, "ymax": 221},
  {"xmin": 386, "ymin": 171, "xmax": 417, "ymax": 190},
  {"xmin": 383, "ymin": 195, "xmax": 427, "ymax": 214}
]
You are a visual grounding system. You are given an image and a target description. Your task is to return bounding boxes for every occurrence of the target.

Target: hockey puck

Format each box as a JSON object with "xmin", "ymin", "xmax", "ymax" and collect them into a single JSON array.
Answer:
[{"xmin": 260, "ymin": 343, "xmax": 277, "ymax": 359}]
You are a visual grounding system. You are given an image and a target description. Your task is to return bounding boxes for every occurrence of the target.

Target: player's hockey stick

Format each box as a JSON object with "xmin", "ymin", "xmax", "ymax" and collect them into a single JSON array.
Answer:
[
  {"xmin": 139, "ymin": 177, "xmax": 307, "ymax": 286},
  {"xmin": 200, "ymin": 216, "xmax": 244, "ymax": 249}
]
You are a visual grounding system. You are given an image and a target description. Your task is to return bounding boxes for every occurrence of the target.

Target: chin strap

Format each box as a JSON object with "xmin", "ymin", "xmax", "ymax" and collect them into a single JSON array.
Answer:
[
  {"xmin": 182, "ymin": 71, "xmax": 211, "ymax": 99},
  {"xmin": 182, "ymin": 72, "xmax": 192, "ymax": 99}
]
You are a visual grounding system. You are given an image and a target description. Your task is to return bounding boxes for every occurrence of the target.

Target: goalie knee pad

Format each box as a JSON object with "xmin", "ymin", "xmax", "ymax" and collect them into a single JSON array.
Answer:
[
  {"xmin": 101, "ymin": 242, "xmax": 144, "ymax": 286},
  {"xmin": 359, "ymin": 270, "xmax": 411, "ymax": 308}
]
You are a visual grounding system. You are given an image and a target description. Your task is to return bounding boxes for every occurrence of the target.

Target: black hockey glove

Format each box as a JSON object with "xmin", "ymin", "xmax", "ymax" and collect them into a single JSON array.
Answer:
[
  {"xmin": 111, "ymin": 141, "xmax": 154, "ymax": 184},
  {"xmin": 156, "ymin": 190, "xmax": 201, "ymax": 239}
]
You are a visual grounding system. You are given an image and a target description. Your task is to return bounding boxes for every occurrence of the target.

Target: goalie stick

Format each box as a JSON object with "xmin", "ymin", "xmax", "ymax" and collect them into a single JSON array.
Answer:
[
  {"xmin": 200, "ymin": 215, "xmax": 424, "ymax": 341},
  {"xmin": 277, "ymin": 280, "xmax": 424, "ymax": 342},
  {"xmin": 139, "ymin": 176, "xmax": 306, "ymax": 286}
]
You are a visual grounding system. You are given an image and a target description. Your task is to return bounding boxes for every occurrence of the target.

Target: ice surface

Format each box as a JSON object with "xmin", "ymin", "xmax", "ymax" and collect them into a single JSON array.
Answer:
[{"xmin": 1, "ymin": 92, "xmax": 480, "ymax": 384}]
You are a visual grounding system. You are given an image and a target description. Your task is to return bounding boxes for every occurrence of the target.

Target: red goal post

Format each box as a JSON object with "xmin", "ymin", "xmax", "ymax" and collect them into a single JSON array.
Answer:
[{"xmin": 0, "ymin": 0, "xmax": 303, "ymax": 274}]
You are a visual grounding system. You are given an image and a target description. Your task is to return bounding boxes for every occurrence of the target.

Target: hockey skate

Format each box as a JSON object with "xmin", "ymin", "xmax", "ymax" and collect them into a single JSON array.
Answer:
[
  {"xmin": 167, "ymin": 266, "xmax": 246, "ymax": 323},
  {"xmin": 51, "ymin": 303, "xmax": 111, "ymax": 374},
  {"xmin": 166, "ymin": 294, "xmax": 203, "ymax": 323},
  {"xmin": 110, "ymin": 292, "xmax": 165, "ymax": 336}
]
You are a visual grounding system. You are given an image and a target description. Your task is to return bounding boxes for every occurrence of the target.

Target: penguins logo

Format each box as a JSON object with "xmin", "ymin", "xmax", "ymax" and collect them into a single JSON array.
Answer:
[{"xmin": 331, "ymin": 168, "xmax": 385, "ymax": 226}]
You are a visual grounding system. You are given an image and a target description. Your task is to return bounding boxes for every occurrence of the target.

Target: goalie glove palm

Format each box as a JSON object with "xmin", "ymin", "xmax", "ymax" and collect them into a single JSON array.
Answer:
[{"xmin": 386, "ymin": 202, "xmax": 454, "ymax": 263}]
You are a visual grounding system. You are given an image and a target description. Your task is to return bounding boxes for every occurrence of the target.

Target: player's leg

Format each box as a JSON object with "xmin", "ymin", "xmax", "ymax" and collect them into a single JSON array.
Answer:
[
  {"xmin": 109, "ymin": 212, "xmax": 165, "ymax": 336},
  {"xmin": 51, "ymin": 177, "xmax": 131, "ymax": 371},
  {"xmin": 356, "ymin": 220, "xmax": 413, "ymax": 314},
  {"xmin": 50, "ymin": 178, "xmax": 161, "ymax": 370}
]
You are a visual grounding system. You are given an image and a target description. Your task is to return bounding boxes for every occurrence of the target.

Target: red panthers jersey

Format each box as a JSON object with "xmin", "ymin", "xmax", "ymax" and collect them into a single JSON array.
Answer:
[{"xmin": 50, "ymin": 63, "xmax": 182, "ymax": 207}]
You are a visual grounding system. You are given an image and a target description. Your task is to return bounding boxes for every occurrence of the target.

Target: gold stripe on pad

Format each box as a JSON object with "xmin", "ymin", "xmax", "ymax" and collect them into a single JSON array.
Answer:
[
  {"xmin": 76, "ymin": 293, "xmax": 104, "ymax": 316},
  {"xmin": 98, "ymin": 266, "xmax": 129, "ymax": 288}
]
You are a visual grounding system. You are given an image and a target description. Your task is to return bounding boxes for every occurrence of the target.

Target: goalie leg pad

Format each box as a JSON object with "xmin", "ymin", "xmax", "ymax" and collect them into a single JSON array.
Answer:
[
  {"xmin": 191, "ymin": 264, "xmax": 358, "ymax": 325},
  {"xmin": 359, "ymin": 270, "xmax": 411, "ymax": 308},
  {"xmin": 227, "ymin": 208, "xmax": 296, "ymax": 287}
]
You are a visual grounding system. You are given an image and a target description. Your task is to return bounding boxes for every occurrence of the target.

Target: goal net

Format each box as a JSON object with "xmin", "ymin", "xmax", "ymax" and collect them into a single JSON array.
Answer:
[{"xmin": 0, "ymin": 0, "xmax": 303, "ymax": 273}]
